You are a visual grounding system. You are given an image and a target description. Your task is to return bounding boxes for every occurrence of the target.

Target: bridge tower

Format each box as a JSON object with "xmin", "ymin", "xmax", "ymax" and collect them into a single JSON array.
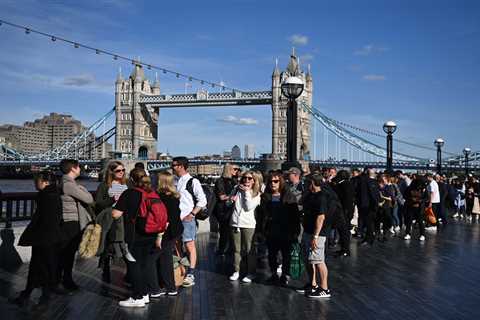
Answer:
[
  {"xmin": 115, "ymin": 65, "xmax": 159, "ymax": 159},
  {"xmin": 272, "ymin": 50, "xmax": 313, "ymax": 160}
]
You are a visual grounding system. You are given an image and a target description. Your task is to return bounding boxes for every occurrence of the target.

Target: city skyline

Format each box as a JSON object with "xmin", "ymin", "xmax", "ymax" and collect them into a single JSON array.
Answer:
[{"xmin": 0, "ymin": 0, "xmax": 479, "ymax": 158}]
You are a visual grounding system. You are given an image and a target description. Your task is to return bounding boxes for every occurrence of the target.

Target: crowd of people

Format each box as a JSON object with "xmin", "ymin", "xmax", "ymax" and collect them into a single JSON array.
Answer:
[{"xmin": 10, "ymin": 158, "xmax": 480, "ymax": 308}]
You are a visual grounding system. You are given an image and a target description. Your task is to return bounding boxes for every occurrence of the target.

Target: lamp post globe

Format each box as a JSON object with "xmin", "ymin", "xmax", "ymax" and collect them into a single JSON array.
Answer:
[
  {"xmin": 281, "ymin": 76, "xmax": 304, "ymax": 99},
  {"xmin": 383, "ymin": 121, "xmax": 397, "ymax": 134},
  {"xmin": 434, "ymin": 138, "xmax": 445, "ymax": 148},
  {"xmin": 463, "ymin": 147, "xmax": 471, "ymax": 156},
  {"xmin": 280, "ymin": 76, "xmax": 304, "ymax": 171}
]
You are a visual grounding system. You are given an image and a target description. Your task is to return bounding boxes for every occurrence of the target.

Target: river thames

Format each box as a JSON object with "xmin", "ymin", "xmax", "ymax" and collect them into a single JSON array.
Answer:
[{"xmin": 0, "ymin": 179, "xmax": 100, "ymax": 193}]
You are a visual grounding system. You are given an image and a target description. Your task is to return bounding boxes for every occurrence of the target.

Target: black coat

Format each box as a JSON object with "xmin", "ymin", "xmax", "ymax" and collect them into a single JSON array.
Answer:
[
  {"xmin": 158, "ymin": 193, "xmax": 184, "ymax": 242},
  {"xmin": 260, "ymin": 189, "xmax": 300, "ymax": 240},
  {"xmin": 355, "ymin": 175, "xmax": 380, "ymax": 209},
  {"xmin": 333, "ymin": 179, "xmax": 355, "ymax": 215},
  {"xmin": 19, "ymin": 184, "xmax": 63, "ymax": 247},
  {"xmin": 214, "ymin": 177, "xmax": 237, "ymax": 222}
]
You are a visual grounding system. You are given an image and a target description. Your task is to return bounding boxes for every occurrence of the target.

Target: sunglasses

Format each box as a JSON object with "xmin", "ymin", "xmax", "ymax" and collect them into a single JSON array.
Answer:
[
  {"xmin": 114, "ymin": 168, "xmax": 126, "ymax": 173},
  {"xmin": 233, "ymin": 168, "xmax": 241, "ymax": 171},
  {"xmin": 242, "ymin": 176, "xmax": 254, "ymax": 181},
  {"xmin": 171, "ymin": 163, "xmax": 181, "ymax": 168},
  {"xmin": 271, "ymin": 179, "xmax": 280, "ymax": 184}
]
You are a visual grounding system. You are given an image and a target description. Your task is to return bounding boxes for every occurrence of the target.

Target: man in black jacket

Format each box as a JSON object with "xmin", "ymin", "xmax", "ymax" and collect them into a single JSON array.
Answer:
[{"xmin": 356, "ymin": 168, "xmax": 380, "ymax": 246}]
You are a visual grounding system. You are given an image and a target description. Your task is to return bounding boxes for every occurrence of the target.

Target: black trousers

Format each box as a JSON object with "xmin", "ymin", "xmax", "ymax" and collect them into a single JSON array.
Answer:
[
  {"xmin": 333, "ymin": 208, "xmax": 351, "ymax": 252},
  {"xmin": 128, "ymin": 240, "xmax": 160, "ymax": 299},
  {"xmin": 375, "ymin": 206, "xmax": 392, "ymax": 235},
  {"xmin": 359, "ymin": 206, "xmax": 377, "ymax": 243},
  {"xmin": 217, "ymin": 220, "xmax": 233, "ymax": 254},
  {"xmin": 23, "ymin": 245, "xmax": 58, "ymax": 298},
  {"xmin": 405, "ymin": 206, "xmax": 425, "ymax": 236},
  {"xmin": 266, "ymin": 237, "xmax": 292, "ymax": 277},
  {"xmin": 57, "ymin": 222, "xmax": 81, "ymax": 286},
  {"xmin": 157, "ymin": 239, "xmax": 176, "ymax": 291}
]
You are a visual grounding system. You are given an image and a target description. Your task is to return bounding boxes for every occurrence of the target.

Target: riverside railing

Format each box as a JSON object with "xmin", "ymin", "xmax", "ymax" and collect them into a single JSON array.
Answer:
[{"xmin": 0, "ymin": 192, "xmax": 37, "ymax": 228}]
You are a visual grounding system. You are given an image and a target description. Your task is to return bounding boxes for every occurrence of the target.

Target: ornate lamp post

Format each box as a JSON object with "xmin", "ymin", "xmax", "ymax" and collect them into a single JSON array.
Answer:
[
  {"xmin": 434, "ymin": 138, "xmax": 445, "ymax": 174},
  {"xmin": 463, "ymin": 147, "xmax": 471, "ymax": 176},
  {"xmin": 383, "ymin": 121, "xmax": 397, "ymax": 174},
  {"xmin": 281, "ymin": 76, "xmax": 304, "ymax": 169}
]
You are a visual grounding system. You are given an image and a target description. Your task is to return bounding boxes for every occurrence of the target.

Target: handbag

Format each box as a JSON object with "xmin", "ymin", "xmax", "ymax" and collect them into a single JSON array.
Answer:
[
  {"xmin": 78, "ymin": 222, "xmax": 102, "ymax": 258},
  {"xmin": 472, "ymin": 196, "xmax": 480, "ymax": 215},
  {"xmin": 424, "ymin": 207, "xmax": 437, "ymax": 225},
  {"xmin": 289, "ymin": 242, "xmax": 305, "ymax": 280},
  {"xmin": 173, "ymin": 242, "xmax": 189, "ymax": 287}
]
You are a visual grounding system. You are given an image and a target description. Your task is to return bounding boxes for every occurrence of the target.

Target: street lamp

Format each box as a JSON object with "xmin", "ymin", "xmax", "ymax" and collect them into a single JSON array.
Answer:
[
  {"xmin": 281, "ymin": 76, "xmax": 304, "ymax": 169},
  {"xmin": 383, "ymin": 121, "xmax": 397, "ymax": 174},
  {"xmin": 434, "ymin": 138, "xmax": 445, "ymax": 174},
  {"xmin": 463, "ymin": 147, "xmax": 471, "ymax": 176}
]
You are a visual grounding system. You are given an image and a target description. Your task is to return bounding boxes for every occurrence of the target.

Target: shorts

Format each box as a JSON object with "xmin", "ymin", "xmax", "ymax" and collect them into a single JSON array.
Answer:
[
  {"xmin": 301, "ymin": 233, "xmax": 326, "ymax": 264},
  {"xmin": 182, "ymin": 219, "xmax": 197, "ymax": 242}
]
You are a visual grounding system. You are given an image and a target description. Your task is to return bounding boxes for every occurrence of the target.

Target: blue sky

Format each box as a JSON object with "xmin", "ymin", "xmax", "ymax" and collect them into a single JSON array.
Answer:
[{"xmin": 0, "ymin": 0, "xmax": 479, "ymax": 159}]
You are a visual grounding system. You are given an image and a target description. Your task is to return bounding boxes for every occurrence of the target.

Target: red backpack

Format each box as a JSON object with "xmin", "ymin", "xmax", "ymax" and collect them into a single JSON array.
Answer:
[{"xmin": 134, "ymin": 188, "xmax": 169, "ymax": 234}]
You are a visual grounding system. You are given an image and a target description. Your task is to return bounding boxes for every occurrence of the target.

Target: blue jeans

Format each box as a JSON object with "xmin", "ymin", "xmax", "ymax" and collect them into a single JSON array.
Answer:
[{"xmin": 391, "ymin": 205, "xmax": 400, "ymax": 227}]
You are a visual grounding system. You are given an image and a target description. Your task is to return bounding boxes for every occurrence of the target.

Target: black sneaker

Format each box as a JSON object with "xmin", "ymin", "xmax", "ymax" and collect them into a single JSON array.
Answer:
[
  {"xmin": 308, "ymin": 288, "xmax": 331, "ymax": 299},
  {"xmin": 167, "ymin": 290, "xmax": 178, "ymax": 296}
]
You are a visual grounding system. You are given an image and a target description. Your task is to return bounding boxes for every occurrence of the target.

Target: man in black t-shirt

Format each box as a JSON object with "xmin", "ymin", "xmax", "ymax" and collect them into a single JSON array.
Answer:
[{"xmin": 296, "ymin": 174, "xmax": 332, "ymax": 299}]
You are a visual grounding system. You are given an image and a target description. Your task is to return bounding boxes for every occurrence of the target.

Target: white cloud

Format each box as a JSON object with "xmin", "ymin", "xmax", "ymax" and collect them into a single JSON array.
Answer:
[
  {"xmin": 363, "ymin": 74, "xmax": 386, "ymax": 81},
  {"xmin": 218, "ymin": 116, "xmax": 259, "ymax": 126},
  {"xmin": 288, "ymin": 34, "xmax": 309, "ymax": 46},
  {"xmin": 354, "ymin": 44, "xmax": 389, "ymax": 56},
  {"xmin": 300, "ymin": 54, "xmax": 314, "ymax": 62},
  {"xmin": 62, "ymin": 74, "xmax": 96, "ymax": 86}
]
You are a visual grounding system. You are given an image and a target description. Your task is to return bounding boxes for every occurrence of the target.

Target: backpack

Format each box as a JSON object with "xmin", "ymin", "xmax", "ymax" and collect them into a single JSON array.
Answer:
[
  {"xmin": 135, "ymin": 188, "xmax": 169, "ymax": 234},
  {"xmin": 186, "ymin": 178, "xmax": 217, "ymax": 221},
  {"xmin": 79, "ymin": 223, "xmax": 102, "ymax": 258}
]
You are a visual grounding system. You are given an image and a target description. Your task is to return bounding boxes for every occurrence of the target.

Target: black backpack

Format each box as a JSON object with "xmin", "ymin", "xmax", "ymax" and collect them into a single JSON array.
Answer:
[{"xmin": 186, "ymin": 178, "xmax": 217, "ymax": 221}]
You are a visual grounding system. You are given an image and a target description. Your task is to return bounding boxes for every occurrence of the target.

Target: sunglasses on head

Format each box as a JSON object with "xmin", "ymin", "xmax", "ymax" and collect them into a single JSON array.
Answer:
[{"xmin": 114, "ymin": 168, "xmax": 126, "ymax": 173}]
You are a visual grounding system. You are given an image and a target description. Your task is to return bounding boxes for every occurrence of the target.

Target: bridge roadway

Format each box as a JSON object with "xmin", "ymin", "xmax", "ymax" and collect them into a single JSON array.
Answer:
[
  {"xmin": 0, "ymin": 221, "xmax": 479, "ymax": 319},
  {"xmin": 0, "ymin": 159, "xmax": 478, "ymax": 172}
]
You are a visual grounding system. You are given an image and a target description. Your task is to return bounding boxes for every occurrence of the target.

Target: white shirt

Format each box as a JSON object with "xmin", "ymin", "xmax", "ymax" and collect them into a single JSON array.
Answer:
[
  {"xmin": 175, "ymin": 173, "xmax": 207, "ymax": 220},
  {"xmin": 427, "ymin": 180, "xmax": 440, "ymax": 204},
  {"xmin": 230, "ymin": 189, "xmax": 261, "ymax": 229}
]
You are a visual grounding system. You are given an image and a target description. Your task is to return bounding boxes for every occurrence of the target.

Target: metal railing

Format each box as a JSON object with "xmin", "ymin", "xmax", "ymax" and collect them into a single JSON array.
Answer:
[{"xmin": 0, "ymin": 192, "xmax": 37, "ymax": 228}]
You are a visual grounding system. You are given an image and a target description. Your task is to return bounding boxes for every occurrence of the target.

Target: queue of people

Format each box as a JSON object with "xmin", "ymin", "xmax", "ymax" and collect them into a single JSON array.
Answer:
[{"xmin": 10, "ymin": 158, "xmax": 480, "ymax": 308}]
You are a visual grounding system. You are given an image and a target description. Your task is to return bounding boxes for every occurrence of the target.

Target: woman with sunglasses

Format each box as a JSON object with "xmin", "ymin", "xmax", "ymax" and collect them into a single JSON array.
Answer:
[
  {"xmin": 261, "ymin": 171, "xmax": 300, "ymax": 286},
  {"xmin": 214, "ymin": 164, "xmax": 241, "ymax": 256},
  {"xmin": 95, "ymin": 160, "xmax": 128, "ymax": 282},
  {"xmin": 229, "ymin": 171, "xmax": 262, "ymax": 283}
]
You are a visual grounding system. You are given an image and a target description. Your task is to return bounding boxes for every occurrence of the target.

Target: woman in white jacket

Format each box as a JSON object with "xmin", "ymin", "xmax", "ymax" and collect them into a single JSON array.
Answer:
[{"xmin": 229, "ymin": 170, "xmax": 262, "ymax": 283}]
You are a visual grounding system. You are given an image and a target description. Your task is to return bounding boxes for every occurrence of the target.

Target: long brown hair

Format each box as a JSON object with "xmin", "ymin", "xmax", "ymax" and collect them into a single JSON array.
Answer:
[
  {"xmin": 157, "ymin": 170, "xmax": 180, "ymax": 198},
  {"xmin": 105, "ymin": 160, "xmax": 127, "ymax": 187},
  {"xmin": 129, "ymin": 168, "xmax": 152, "ymax": 192},
  {"xmin": 265, "ymin": 171, "xmax": 286, "ymax": 195}
]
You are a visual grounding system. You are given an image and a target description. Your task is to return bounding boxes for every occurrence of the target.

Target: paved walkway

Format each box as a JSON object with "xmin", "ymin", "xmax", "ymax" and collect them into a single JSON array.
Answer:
[{"xmin": 1, "ymin": 221, "xmax": 480, "ymax": 320}]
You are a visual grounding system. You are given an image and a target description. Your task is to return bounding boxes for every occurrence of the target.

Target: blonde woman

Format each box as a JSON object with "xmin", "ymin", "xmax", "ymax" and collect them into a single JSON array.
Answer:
[
  {"xmin": 155, "ymin": 171, "xmax": 183, "ymax": 296},
  {"xmin": 229, "ymin": 170, "xmax": 262, "ymax": 283}
]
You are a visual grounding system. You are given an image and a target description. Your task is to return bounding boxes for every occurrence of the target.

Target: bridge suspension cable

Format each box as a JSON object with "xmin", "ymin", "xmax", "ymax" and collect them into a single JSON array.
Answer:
[
  {"xmin": 301, "ymin": 101, "xmax": 428, "ymax": 162},
  {"xmin": 0, "ymin": 18, "xmax": 239, "ymax": 93}
]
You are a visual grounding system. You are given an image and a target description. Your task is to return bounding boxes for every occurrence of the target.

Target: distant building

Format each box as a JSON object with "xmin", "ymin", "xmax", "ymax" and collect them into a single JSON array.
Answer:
[
  {"xmin": 0, "ymin": 113, "xmax": 111, "ymax": 159},
  {"xmin": 223, "ymin": 150, "xmax": 232, "ymax": 159},
  {"xmin": 231, "ymin": 145, "xmax": 241, "ymax": 160},
  {"xmin": 244, "ymin": 144, "xmax": 255, "ymax": 159}
]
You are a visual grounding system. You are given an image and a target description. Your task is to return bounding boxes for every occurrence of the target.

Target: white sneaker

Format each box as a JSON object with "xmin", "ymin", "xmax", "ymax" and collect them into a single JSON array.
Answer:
[
  {"xmin": 229, "ymin": 272, "xmax": 240, "ymax": 281},
  {"xmin": 389, "ymin": 227, "xmax": 395, "ymax": 234},
  {"xmin": 182, "ymin": 274, "xmax": 195, "ymax": 287},
  {"xmin": 241, "ymin": 276, "xmax": 252, "ymax": 284},
  {"xmin": 143, "ymin": 295, "xmax": 150, "ymax": 304},
  {"xmin": 119, "ymin": 297, "xmax": 146, "ymax": 308},
  {"xmin": 394, "ymin": 226, "xmax": 401, "ymax": 232},
  {"xmin": 419, "ymin": 235, "xmax": 425, "ymax": 241},
  {"xmin": 277, "ymin": 265, "xmax": 282, "ymax": 275},
  {"xmin": 404, "ymin": 234, "xmax": 411, "ymax": 240}
]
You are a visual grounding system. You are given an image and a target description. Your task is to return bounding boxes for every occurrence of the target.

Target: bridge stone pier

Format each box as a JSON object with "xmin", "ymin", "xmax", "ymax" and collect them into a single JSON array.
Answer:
[{"xmin": 115, "ymin": 51, "xmax": 313, "ymax": 161}]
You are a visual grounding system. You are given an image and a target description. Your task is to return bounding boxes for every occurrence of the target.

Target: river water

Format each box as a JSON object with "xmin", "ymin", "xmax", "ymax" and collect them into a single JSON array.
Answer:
[{"xmin": 0, "ymin": 179, "xmax": 100, "ymax": 193}]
